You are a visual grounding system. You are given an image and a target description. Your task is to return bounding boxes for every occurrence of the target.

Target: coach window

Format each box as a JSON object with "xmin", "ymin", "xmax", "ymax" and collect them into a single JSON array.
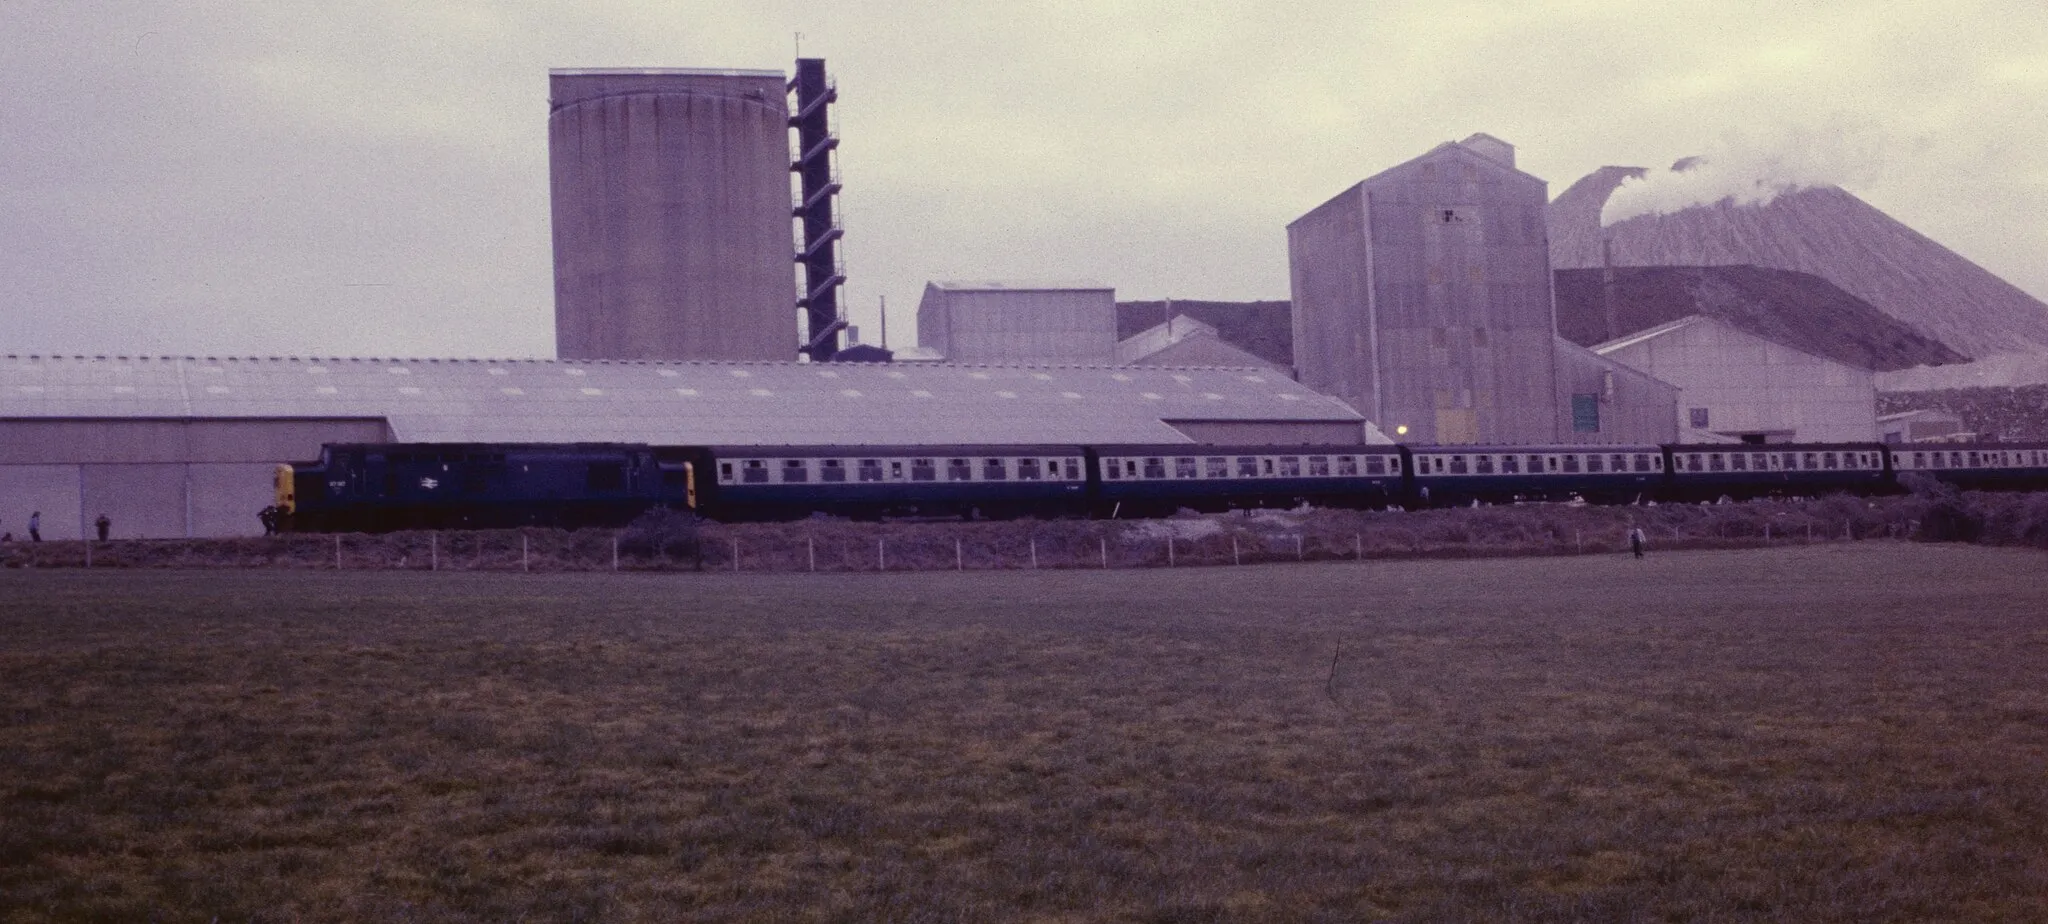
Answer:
[
  {"xmin": 1337, "ymin": 456, "xmax": 1359, "ymax": 477},
  {"xmin": 1708, "ymin": 454, "xmax": 1724, "ymax": 472},
  {"xmin": 1448, "ymin": 455, "xmax": 1468, "ymax": 475},
  {"xmin": 781, "ymin": 459, "xmax": 810, "ymax": 483},
  {"xmin": 1476, "ymin": 454, "xmax": 1495, "ymax": 475},
  {"xmin": 1911, "ymin": 452, "xmax": 1925, "ymax": 469},
  {"xmin": 1279, "ymin": 457, "xmax": 1302, "ymax": 477},
  {"xmin": 1141, "ymin": 457, "xmax": 1166, "ymax": 479},
  {"xmin": 1365, "ymin": 456, "xmax": 1387, "ymax": 476},
  {"xmin": 1103, "ymin": 460, "xmax": 1121, "ymax": 480},
  {"xmin": 1262, "ymin": 458, "xmax": 1276, "ymax": 476},
  {"xmin": 1016, "ymin": 458, "xmax": 1041, "ymax": 481},
  {"xmin": 719, "ymin": 462, "xmax": 735, "ymax": 484},
  {"xmin": 1587, "ymin": 454, "xmax": 1604, "ymax": 473},
  {"xmin": 1236, "ymin": 457, "xmax": 1259, "ymax": 477},
  {"xmin": 1205, "ymin": 457, "xmax": 1229, "ymax": 479},
  {"xmin": 858, "ymin": 459, "xmax": 884, "ymax": 482},
  {"xmin": 1389, "ymin": 458, "xmax": 1402, "ymax": 474},
  {"xmin": 1610, "ymin": 454, "xmax": 1626, "ymax": 473},
  {"xmin": 1930, "ymin": 452, "xmax": 1945, "ymax": 469},
  {"xmin": 820, "ymin": 459, "xmax": 847, "ymax": 483},
  {"xmin": 1176, "ymin": 457, "xmax": 1199, "ymax": 478},
  {"xmin": 1562, "ymin": 454, "xmax": 1581, "ymax": 473},
  {"xmin": 1730, "ymin": 453, "xmax": 1747, "ymax": 472},
  {"xmin": 1682, "ymin": 454, "xmax": 1700, "ymax": 473},
  {"xmin": 1820, "ymin": 452, "xmax": 1837, "ymax": 470},
  {"xmin": 982, "ymin": 458, "xmax": 1008, "ymax": 481},
  {"xmin": 1500, "ymin": 454, "xmax": 1518, "ymax": 474},
  {"xmin": 911, "ymin": 459, "xmax": 936, "ymax": 481},
  {"xmin": 742, "ymin": 460, "xmax": 769, "ymax": 483},
  {"xmin": 1306, "ymin": 456, "xmax": 1329, "ymax": 477},
  {"xmin": 1523, "ymin": 454, "xmax": 1541, "ymax": 474},
  {"xmin": 1968, "ymin": 451, "xmax": 1982, "ymax": 468}
]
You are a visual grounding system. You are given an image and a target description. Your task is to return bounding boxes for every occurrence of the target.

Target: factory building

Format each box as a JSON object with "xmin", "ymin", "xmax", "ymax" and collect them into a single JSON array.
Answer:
[
  {"xmin": 0, "ymin": 355, "xmax": 1366, "ymax": 539},
  {"xmin": 1288, "ymin": 134, "xmax": 1676, "ymax": 445},
  {"xmin": 549, "ymin": 68, "xmax": 799, "ymax": 361},
  {"xmin": 1116, "ymin": 315, "xmax": 1286, "ymax": 372},
  {"xmin": 916, "ymin": 282, "xmax": 1118, "ymax": 364},
  {"xmin": 1593, "ymin": 316, "xmax": 1878, "ymax": 442},
  {"xmin": 1879, "ymin": 409, "xmax": 1968, "ymax": 444}
]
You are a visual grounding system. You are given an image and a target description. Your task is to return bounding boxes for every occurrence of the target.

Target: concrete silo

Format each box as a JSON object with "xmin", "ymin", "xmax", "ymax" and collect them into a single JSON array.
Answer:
[{"xmin": 550, "ymin": 69, "xmax": 797, "ymax": 361}]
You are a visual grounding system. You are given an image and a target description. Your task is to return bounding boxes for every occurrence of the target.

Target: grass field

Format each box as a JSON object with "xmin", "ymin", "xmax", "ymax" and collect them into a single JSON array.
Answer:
[{"xmin": 4, "ymin": 544, "xmax": 2048, "ymax": 922}]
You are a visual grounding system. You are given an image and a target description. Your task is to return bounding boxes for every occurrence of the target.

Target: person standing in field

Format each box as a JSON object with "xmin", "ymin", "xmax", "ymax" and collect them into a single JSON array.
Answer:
[
  {"xmin": 94, "ymin": 513, "xmax": 110, "ymax": 542},
  {"xmin": 28, "ymin": 511, "xmax": 40, "ymax": 542},
  {"xmin": 1628, "ymin": 524, "xmax": 1646, "ymax": 559}
]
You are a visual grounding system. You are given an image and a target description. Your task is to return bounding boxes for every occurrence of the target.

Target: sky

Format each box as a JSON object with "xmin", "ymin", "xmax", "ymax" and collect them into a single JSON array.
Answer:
[{"xmin": 2, "ymin": 0, "xmax": 2044, "ymax": 359}]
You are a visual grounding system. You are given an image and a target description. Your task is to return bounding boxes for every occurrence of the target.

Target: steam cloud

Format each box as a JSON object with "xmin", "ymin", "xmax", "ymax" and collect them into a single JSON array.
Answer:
[{"xmin": 1600, "ymin": 129, "xmax": 1874, "ymax": 226}]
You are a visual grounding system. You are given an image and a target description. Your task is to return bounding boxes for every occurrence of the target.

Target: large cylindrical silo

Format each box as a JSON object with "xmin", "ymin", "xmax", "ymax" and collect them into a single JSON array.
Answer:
[{"xmin": 549, "ymin": 69, "xmax": 796, "ymax": 361}]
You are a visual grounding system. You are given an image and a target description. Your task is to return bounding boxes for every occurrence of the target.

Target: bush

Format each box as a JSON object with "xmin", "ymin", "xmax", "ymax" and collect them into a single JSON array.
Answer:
[{"xmin": 619, "ymin": 507, "xmax": 703, "ymax": 560}]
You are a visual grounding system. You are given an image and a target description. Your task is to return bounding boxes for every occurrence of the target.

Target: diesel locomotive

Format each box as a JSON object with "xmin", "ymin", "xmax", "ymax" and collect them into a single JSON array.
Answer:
[{"xmin": 272, "ymin": 439, "xmax": 2048, "ymax": 532}]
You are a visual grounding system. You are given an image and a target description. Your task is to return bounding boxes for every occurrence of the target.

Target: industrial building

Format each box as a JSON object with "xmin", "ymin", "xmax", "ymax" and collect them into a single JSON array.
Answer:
[
  {"xmin": 0, "ymin": 354, "xmax": 1367, "ymax": 539},
  {"xmin": 1288, "ymin": 134, "xmax": 1675, "ymax": 445},
  {"xmin": 915, "ymin": 282, "xmax": 1118, "ymax": 364},
  {"xmin": 1879, "ymin": 409, "xmax": 1968, "ymax": 444},
  {"xmin": 1592, "ymin": 316, "xmax": 1878, "ymax": 443},
  {"xmin": 1115, "ymin": 315, "xmax": 1285, "ymax": 371},
  {"xmin": 549, "ymin": 68, "xmax": 802, "ymax": 361}
]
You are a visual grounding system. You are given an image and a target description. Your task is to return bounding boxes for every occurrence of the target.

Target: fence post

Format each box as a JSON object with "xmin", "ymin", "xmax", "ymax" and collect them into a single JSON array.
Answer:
[
  {"xmin": 521, "ymin": 535, "xmax": 529, "ymax": 573},
  {"xmin": 878, "ymin": 538, "xmax": 886, "ymax": 572},
  {"xmin": 1030, "ymin": 538, "xmax": 1038, "ymax": 570},
  {"xmin": 1100, "ymin": 538, "xmax": 1108, "ymax": 569},
  {"xmin": 809, "ymin": 537, "xmax": 816, "ymax": 572},
  {"xmin": 1232, "ymin": 534, "xmax": 1240, "ymax": 566},
  {"xmin": 612, "ymin": 535, "xmax": 619, "ymax": 571},
  {"xmin": 955, "ymin": 538, "xmax": 963, "ymax": 571},
  {"xmin": 1765, "ymin": 523, "xmax": 1771, "ymax": 541},
  {"xmin": 731, "ymin": 537, "xmax": 740, "ymax": 572},
  {"xmin": 335, "ymin": 535, "xmax": 342, "ymax": 570},
  {"xmin": 1167, "ymin": 536, "xmax": 1175, "ymax": 567},
  {"xmin": 432, "ymin": 533, "xmax": 438, "ymax": 571},
  {"xmin": 1575, "ymin": 530, "xmax": 1581, "ymax": 554},
  {"xmin": 1296, "ymin": 534, "xmax": 1304, "ymax": 561}
]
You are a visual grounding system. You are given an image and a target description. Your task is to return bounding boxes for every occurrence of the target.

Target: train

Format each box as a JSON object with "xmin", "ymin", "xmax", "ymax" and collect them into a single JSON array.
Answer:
[{"xmin": 271, "ymin": 439, "xmax": 2048, "ymax": 532}]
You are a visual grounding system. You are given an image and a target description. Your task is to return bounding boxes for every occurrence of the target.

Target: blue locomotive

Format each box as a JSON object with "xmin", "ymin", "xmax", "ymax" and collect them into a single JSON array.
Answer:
[{"xmin": 274, "ymin": 439, "xmax": 2048, "ymax": 532}]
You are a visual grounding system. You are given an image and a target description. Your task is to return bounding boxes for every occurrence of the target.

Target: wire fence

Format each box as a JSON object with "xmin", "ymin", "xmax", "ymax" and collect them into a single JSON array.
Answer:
[{"xmin": 0, "ymin": 514, "xmax": 1922, "ymax": 574}]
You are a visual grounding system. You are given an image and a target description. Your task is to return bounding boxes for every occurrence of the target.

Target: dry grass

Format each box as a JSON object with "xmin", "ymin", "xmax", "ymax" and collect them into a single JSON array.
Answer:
[{"xmin": 4, "ymin": 545, "xmax": 2047, "ymax": 921}]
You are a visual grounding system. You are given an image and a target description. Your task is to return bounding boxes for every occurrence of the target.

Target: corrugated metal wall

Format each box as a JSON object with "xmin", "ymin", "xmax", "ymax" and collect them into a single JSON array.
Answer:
[
  {"xmin": 916, "ymin": 285, "xmax": 1117, "ymax": 363},
  {"xmin": 0, "ymin": 419, "xmax": 388, "ymax": 538}
]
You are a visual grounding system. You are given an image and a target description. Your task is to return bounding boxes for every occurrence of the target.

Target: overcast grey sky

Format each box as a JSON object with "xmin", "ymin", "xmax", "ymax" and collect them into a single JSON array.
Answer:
[{"xmin": 3, "ymin": 1, "xmax": 2043, "ymax": 359}]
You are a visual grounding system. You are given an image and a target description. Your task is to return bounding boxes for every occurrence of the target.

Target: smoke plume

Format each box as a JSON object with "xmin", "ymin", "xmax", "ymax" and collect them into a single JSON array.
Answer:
[{"xmin": 1599, "ymin": 128, "xmax": 1876, "ymax": 227}]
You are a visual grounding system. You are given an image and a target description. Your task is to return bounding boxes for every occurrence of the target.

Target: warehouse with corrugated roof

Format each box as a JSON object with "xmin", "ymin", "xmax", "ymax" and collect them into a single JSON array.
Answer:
[{"xmin": 0, "ymin": 354, "xmax": 1368, "ymax": 539}]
